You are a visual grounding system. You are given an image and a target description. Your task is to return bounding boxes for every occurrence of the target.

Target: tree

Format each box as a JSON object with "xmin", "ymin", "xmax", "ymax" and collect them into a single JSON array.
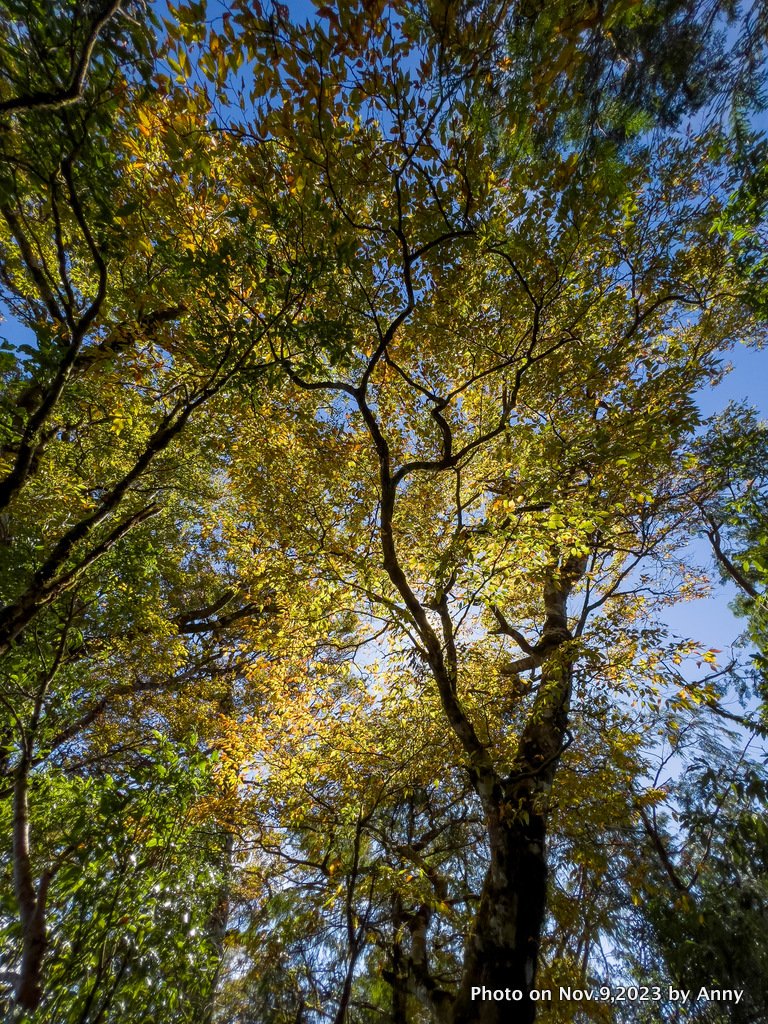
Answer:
[
  {"xmin": 164, "ymin": 2, "xmax": 765, "ymax": 1017},
  {"xmin": 0, "ymin": 736, "xmax": 233, "ymax": 1023},
  {"xmin": 0, "ymin": 4, "xmax": 301, "ymax": 1012},
  {"xmin": 1, "ymin": 1, "xmax": 766, "ymax": 1021},
  {"xmin": 0, "ymin": 0, "xmax": 146, "ymax": 115}
]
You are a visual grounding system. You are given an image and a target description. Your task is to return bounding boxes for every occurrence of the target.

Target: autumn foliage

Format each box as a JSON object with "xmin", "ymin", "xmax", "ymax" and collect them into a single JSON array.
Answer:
[{"xmin": 1, "ymin": 2, "xmax": 767, "ymax": 1023}]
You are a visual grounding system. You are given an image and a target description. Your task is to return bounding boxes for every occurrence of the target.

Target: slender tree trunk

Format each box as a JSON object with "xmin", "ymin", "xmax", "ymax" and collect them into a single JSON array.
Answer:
[
  {"xmin": 391, "ymin": 894, "xmax": 409, "ymax": 1024},
  {"xmin": 13, "ymin": 761, "xmax": 49, "ymax": 1011}
]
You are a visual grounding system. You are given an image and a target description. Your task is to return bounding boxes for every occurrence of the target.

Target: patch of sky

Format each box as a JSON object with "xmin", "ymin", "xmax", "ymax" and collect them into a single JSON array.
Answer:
[{"xmin": 661, "ymin": 343, "xmax": 767, "ymax": 657}]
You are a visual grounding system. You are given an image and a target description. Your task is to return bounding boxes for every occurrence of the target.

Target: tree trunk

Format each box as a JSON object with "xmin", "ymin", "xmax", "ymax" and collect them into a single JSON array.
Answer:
[
  {"xmin": 391, "ymin": 894, "xmax": 410, "ymax": 1024},
  {"xmin": 451, "ymin": 570, "xmax": 578, "ymax": 1024},
  {"xmin": 451, "ymin": 795, "xmax": 551, "ymax": 1024},
  {"xmin": 13, "ymin": 761, "xmax": 49, "ymax": 1011}
]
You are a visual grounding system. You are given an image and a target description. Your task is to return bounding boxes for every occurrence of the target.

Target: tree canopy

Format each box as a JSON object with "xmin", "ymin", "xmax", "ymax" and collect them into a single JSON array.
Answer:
[{"xmin": 0, "ymin": 1, "xmax": 767, "ymax": 1023}]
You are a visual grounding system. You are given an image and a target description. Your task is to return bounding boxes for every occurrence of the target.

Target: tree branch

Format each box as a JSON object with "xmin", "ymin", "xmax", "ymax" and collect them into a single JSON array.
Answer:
[{"xmin": 0, "ymin": 1, "xmax": 125, "ymax": 115}]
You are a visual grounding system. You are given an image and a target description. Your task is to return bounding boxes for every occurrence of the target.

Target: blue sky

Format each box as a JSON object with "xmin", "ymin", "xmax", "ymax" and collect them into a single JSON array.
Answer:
[{"xmin": 662, "ymin": 342, "xmax": 767, "ymax": 656}]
